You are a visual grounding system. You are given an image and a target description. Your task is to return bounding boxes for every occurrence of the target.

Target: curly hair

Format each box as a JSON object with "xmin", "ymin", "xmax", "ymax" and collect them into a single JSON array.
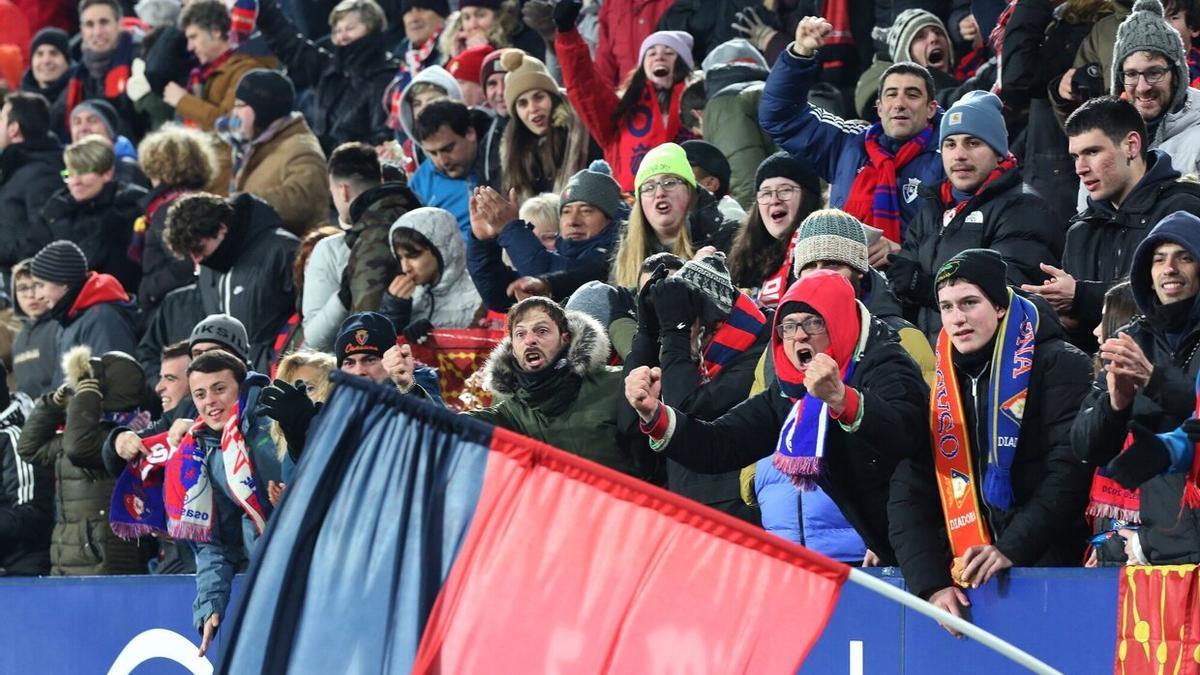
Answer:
[
  {"xmin": 138, "ymin": 124, "xmax": 218, "ymax": 189},
  {"xmin": 163, "ymin": 192, "xmax": 233, "ymax": 259}
]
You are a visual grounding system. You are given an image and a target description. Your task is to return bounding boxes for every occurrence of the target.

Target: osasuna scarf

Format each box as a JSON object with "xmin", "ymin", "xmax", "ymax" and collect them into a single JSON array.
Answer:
[
  {"xmin": 932, "ymin": 290, "xmax": 1037, "ymax": 560},
  {"xmin": 772, "ymin": 358, "xmax": 859, "ymax": 490},
  {"xmin": 843, "ymin": 123, "xmax": 935, "ymax": 245},
  {"xmin": 701, "ymin": 293, "xmax": 767, "ymax": 382},
  {"xmin": 757, "ymin": 236, "xmax": 796, "ymax": 308},
  {"xmin": 66, "ymin": 31, "xmax": 134, "ymax": 116},
  {"xmin": 109, "ymin": 431, "xmax": 173, "ymax": 539},
  {"xmin": 1086, "ymin": 433, "xmax": 1141, "ymax": 523},
  {"xmin": 938, "ymin": 154, "xmax": 1019, "ymax": 223}
]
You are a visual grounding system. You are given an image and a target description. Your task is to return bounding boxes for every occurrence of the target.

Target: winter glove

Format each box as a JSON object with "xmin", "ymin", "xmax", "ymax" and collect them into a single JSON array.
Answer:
[
  {"xmin": 731, "ymin": 7, "xmax": 779, "ymax": 51},
  {"xmin": 403, "ymin": 319, "xmax": 434, "ymax": 345},
  {"xmin": 259, "ymin": 379, "xmax": 317, "ymax": 458},
  {"xmin": 651, "ymin": 276, "xmax": 702, "ymax": 332},
  {"xmin": 523, "ymin": 0, "xmax": 557, "ymax": 42},
  {"xmin": 126, "ymin": 59, "xmax": 152, "ymax": 102},
  {"xmin": 553, "ymin": 0, "xmax": 583, "ymax": 32},
  {"xmin": 1070, "ymin": 63, "xmax": 1106, "ymax": 101},
  {"xmin": 1106, "ymin": 422, "xmax": 1172, "ymax": 489},
  {"xmin": 637, "ymin": 263, "xmax": 670, "ymax": 339},
  {"xmin": 1182, "ymin": 417, "xmax": 1200, "ymax": 444},
  {"xmin": 885, "ymin": 254, "xmax": 933, "ymax": 305},
  {"xmin": 73, "ymin": 378, "xmax": 102, "ymax": 399},
  {"xmin": 50, "ymin": 384, "xmax": 72, "ymax": 408}
]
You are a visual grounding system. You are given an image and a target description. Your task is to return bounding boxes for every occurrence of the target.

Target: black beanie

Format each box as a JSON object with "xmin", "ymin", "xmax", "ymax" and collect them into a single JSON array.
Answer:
[
  {"xmin": 682, "ymin": 140, "xmax": 732, "ymax": 196},
  {"xmin": 755, "ymin": 151, "xmax": 822, "ymax": 199},
  {"xmin": 31, "ymin": 28, "xmax": 71, "ymax": 62},
  {"xmin": 31, "ymin": 240, "xmax": 88, "ymax": 288},
  {"xmin": 335, "ymin": 312, "xmax": 397, "ymax": 367},
  {"xmin": 236, "ymin": 69, "xmax": 295, "ymax": 130},
  {"xmin": 401, "ymin": 0, "xmax": 450, "ymax": 17},
  {"xmin": 935, "ymin": 248, "xmax": 1009, "ymax": 308}
]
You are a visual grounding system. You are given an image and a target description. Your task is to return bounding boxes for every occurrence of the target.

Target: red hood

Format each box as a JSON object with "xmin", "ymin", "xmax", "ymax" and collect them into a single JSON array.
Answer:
[
  {"xmin": 68, "ymin": 272, "xmax": 131, "ymax": 319},
  {"xmin": 772, "ymin": 270, "xmax": 861, "ymax": 388}
]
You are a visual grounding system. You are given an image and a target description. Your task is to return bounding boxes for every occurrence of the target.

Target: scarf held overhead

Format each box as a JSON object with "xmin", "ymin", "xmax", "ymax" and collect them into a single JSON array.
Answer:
[{"xmin": 842, "ymin": 122, "xmax": 935, "ymax": 244}]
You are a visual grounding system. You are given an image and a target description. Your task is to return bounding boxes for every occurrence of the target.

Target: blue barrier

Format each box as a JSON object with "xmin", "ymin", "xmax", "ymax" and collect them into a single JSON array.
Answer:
[{"xmin": 0, "ymin": 569, "xmax": 1117, "ymax": 673}]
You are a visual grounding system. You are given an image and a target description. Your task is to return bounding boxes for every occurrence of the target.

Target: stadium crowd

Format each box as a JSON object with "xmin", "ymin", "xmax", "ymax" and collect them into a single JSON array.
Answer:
[{"xmin": 0, "ymin": 0, "xmax": 1198, "ymax": 649}]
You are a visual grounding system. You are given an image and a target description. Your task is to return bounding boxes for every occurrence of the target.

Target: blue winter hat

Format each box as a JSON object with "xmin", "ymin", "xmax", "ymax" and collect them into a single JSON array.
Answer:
[
  {"xmin": 940, "ymin": 90, "xmax": 1008, "ymax": 157},
  {"xmin": 1129, "ymin": 211, "xmax": 1200, "ymax": 313}
]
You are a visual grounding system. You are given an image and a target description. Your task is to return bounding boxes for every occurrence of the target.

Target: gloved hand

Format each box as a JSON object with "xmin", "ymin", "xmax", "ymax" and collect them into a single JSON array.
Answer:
[
  {"xmin": 259, "ymin": 379, "xmax": 317, "ymax": 457},
  {"xmin": 885, "ymin": 253, "xmax": 933, "ymax": 305},
  {"xmin": 1106, "ymin": 422, "xmax": 1172, "ymax": 489},
  {"xmin": 1182, "ymin": 417, "xmax": 1200, "ymax": 444},
  {"xmin": 731, "ymin": 7, "xmax": 779, "ymax": 51},
  {"xmin": 403, "ymin": 319, "xmax": 434, "ymax": 345},
  {"xmin": 553, "ymin": 0, "xmax": 582, "ymax": 32},
  {"xmin": 637, "ymin": 263, "xmax": 670, "ymax": 338},
  {"xmin": 50, "ymin": 383, "xmax": 72, "ymax": 408},
  {"xmin": 1070, "ymin": 63, "xmax": 1106, "ymax": 101},
  {"xmin": 651, "ymin": 276, "xmax": 702, "ymax": 332},
  {"xmin": 126, "ymin": 59, "xmax": 152, "ymax": 102},
  {"xmin": 522, "ymin": 0, "xmax": 557, "ymax": 42},
  {"xmin": 73, "ymin": 378, "xmax": 102, "ymax": 399}
]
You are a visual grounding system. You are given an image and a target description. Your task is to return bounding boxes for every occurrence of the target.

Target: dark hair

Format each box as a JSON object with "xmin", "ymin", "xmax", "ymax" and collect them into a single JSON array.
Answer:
[
  {"xmin": 163, "ymin": 192, "xmax": 233, "ymax": 259},
  {"xmin": 3, "ymin": 92, "xmax": 50, "ymax": 140},
  {"xmin": 501, "ymin": 91, "xmax": 590, "ymax": 202},
  {"xmin": 727, "ymin": 188, "xmax": 823, "ymax": 287},
  {"xmin": 1064, "ymin": 96, "xmax": 1149, "ymax": 159},
  {"xmin": 640, "ymin": 252, "xmax": 684, "ymax": 275},
  {"xmin": 614, "ymin": 56, "xmax": 692, "ymax": 124},
  {"xmin": 679, "ymin": 76, "xmax": 706, "ymax": 129},
  {"xmin": 507, "ymin": 296, "xmax": 569, "ymax": 336},
  {"xmin": 1165, "ymin": 0, "xmax": 1200, "ymax": 33},
  {"xmin": 162, "ymin": 340, "xmax": 192, "ymax": 361},
  {"xmin": 877, "ymin": 62, "xmax": 937, "ymax": 103},
  {"xmin": 390, "ymin": 226, "xmax": 435, "ymax": 257},
  {"xmin": 179, "ymin": 0, "xmax": 231, "ymax": 37},
  {"xmin": 1094, "ymin": 280, "xmax": 1137, "ymax": 375},
  {"xmin": 79, "ymin": 0, "xmax": 122, "ymax": 19},
  {"xmin": 187, "ymin": 349, "xmax": 248, "ymax": 384},
  {"xmin": 328, "ymin": 141, "xmax": 382, "ymax": 187},
  {"xmin": 413, "ymin": 99, "xmax": 473, "ymax": 143}
]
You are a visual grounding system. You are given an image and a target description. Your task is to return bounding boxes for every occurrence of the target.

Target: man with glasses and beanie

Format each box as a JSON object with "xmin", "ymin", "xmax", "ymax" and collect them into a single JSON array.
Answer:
[
  {"xmin": 626, "ymin": 268, "xmax": 929, "ymax": 563},
  {"xmin": 889, "ymin": 249, "xmax": 1092, "ymax": 637}
]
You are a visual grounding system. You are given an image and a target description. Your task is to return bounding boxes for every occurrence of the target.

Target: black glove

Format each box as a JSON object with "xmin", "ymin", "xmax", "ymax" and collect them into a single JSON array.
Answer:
[
  {"xmin": 1071, "ymin": 63, "xmax": 1106, "ymax": 101},
  {"xmin": 1182, "ymin": 418, "xmax": 1200, "ymax": 444},
  {"xmin": 404, "ymin": 319, "xmax": 434, "ymax": 345},
  {"xmin": 259, "ymin": 379, "xmax": 317, "ymax": 458},
  {"xmin": 637, "ymin": 263, "xmax": 670, "ymax": 338},
  {"xmin": 523, "ymin": 0, "xmax": 557, "ymax": 42},
  {"xmin": 885, "ymin": 254, "xmax": 933, "ymax": 305},
  {"xmin": 1106, "ymin": 422, "xmax": 1172, "ymax": 489},
  {"xmin": 652, "ymin": 277, "xmax": 702, "ymax": 332},
  {"xmin": 553, "ymin": 0, "xmax": 582, "ymax": 32}
]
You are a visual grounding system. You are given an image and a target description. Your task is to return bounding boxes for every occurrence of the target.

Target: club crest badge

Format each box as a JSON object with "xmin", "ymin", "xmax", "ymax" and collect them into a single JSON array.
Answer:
[{"xmin": 903, "ymin": 177, "xmax": 921, "ymax": 203}]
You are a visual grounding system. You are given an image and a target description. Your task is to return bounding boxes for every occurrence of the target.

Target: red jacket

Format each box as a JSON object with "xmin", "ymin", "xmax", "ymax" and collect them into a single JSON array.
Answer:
[
  {"xmin": 11, "ymin": 0, "xmax": 71, "ymax": 33},
  {"xmin": 593, "ymin": 0, "xmax": 675, "ymax": 89}
]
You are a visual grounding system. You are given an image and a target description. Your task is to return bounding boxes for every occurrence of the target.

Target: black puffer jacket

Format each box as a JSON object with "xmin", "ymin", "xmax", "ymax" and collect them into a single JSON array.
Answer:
[
  {"xmin": 195, "ymin": 194, "xmax": 299, "ymax": 372},
  {"xmin": 0, "ymin": 135, "xmax": 64, "ymax": 268},
  {"xmin": 258, "ymin": 0, "xmax": 398, "ymax": 153},
  {"xmin": 19, "ymin": 69, "xmax": 70, "ymax": 143},
  {"xmin": 656, "ymin": 311, "xmax": 929, "ymax": 563},
  {"xmin": 135, "ymin": 285, "xmax": 205, "ymax": 397},
  {"xmin": 136, "ymin": 185, "xmax": 199, "ymax": 311},
  {"xmin": 890, "ymin": 297, "xmax": 1093, "ymax": 598},
  {"xmin": 1062, "ymin": 150, "xmax": 1200, "ymax": 350},
  {"xmin": 39, "ymin": 181, "xmax": 148, "ymax": 293},
  {"xmin": 892, "ymin": 169, "xmax": 1064, "ymax": 340}
]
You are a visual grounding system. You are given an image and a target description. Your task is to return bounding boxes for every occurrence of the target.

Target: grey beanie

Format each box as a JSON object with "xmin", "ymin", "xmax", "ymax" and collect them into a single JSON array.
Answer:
[
  {"xmin": 874, "ymin": 9, "xmax": 953, "ymax": 65},
  {"xmin": 560, "ymin": 162, "xmax": 623, "ymax": 219},
  {"xmin": 189, "ymin": 314, "xmax": 250, "ymax": 363},
  {"xmin": 1111, "ymin": 0, "xmax": 1189, "ymax": 114},
  {"xmin": 31, "ymin": 240, "xmax": 88, "ymax": 287},
  {"xmin": 791, "ymin": 209, "xmax": 870, "ymax": 277},
  {"xmin": 701, "ymin": 38, "xmax": 769, "ymax": 71},
  {"xmin": 565, "ymin": 280, "xmax": 633, "ymax": 328},
  {"xmin": 941, "ymin": 90, "xmax": 1009, "ymax": 157},
  {"xmin": 678, "ymin": 252, "xmax": 737, "ymax": 318}
]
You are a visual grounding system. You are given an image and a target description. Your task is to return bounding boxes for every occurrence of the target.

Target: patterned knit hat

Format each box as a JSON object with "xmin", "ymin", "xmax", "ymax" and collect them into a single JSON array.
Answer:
[
  {"xmin": 791, "ymin": 209, "xmax": 870, "ymax": 276},
  {"xmin": 561, "ymin": 164, "xmax": 623, "ymax": 219},
  {"xmin": 875, "ymin": 9, "xmax": 953, "ymax": 65},
  {"xmin": 634, "ymin": 142, "xmax": 697, "ymax": 193},
  {"xmin": 678, "ymin": 252, "xmax": 737, "ymax": 318},
  {"xmin": 31, "ymin": 240, "xmax": 88, "ymax": 288},
  {"xmin": 501, "ymin": 50, "xmax": 560, "ymax": 114},
  {"xmin": 1111, "ymin": 0, "xmax": 1188, "ymax": 113}
]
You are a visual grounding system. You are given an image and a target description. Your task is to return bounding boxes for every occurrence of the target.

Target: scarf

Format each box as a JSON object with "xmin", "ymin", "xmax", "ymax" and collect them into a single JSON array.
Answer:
[
  {"xmin": 406, "ymin": 31, "xmax": 441, "ymax": 75},
  {"xmin": 820, "ymin": 0, "xmax": 855, "ymax": 81},
  {"xmin": 843, "ymin": 123, "xmax": 935, "ymax": 244},
  {"xmin": 938, "ymin": 153, "xmax": 1018, "ymax": 224},
  {"xmin": 129, "ymin": 188, "xmax": 188, "ymax": 264},
  {"xmin": 701, "ymin": 293, "xmax": 767, "ymax": 382},
  {"xmin": 66, "ymin": 31, "xmax": 134, "ymax": 117},
  {"xmin": 230, "ymin": 112, "xmax": 297, "ymax": 192},
  {"xmin": 757, "ymin": 237, "xmax": 796, "ymax": 308},
  {"xmin": 109, "ymin": 431, "xmax": 173, "ymax": 539},
  {"xmin": 618, "ymin": 80, "xmax": 685, "ymax": 189},
  {"xmin": 932, "ymin": 290, "xmax": 1037, "ymax": 563},
  {"xmin": 1185, "ymin": 372, "xmax": 1200, "ymax": 509},
  {"xmin": 230, "ymin": 0, "xmax": 258, "ymax": 45},
  {"xmin": 512, "ymin": 349, "xmax": 579, "ymax": 413},
  {"xmin": 1086, "ymin": 432, "xmax": 1141, "ymax": 523},
  {"xmin": 188, "ymin": 48, "xmax": 235, "ymax": 96}
]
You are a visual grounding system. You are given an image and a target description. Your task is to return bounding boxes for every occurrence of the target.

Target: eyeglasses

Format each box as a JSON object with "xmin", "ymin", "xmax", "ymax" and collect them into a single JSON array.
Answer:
[
  {"xmin": 776, "ymin": 316, "xmax": 827, "ymax": 339},
  {"xmin": 13, "ymin": 284, "xmax": 34, "ymax": 295},
  {"xmin": 638, "ymin": 177, "xmax": 688, "ymax": 197},
  {"xmin": 1120, "ymin": 66, "xmax": 1170, "ymax": 86},
  {"xmin": 756, "ymin": 186, "xmax": 801, "ymax": 204}
]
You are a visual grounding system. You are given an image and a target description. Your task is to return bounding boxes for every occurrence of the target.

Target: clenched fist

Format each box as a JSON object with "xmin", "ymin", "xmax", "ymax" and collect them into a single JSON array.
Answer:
[
  {"xmin": 625, "ymin": 366, "xmax": 662, "ymax": 422},
  {"xmin": 804, "ymin": 353, "xmax": 846, "ymax": 411},
  {"xmin": 383, "ymin": 343, "xmax": 416, "ymax": 392},
  {"xmin": 793, "ymin": 16, "xmax": 832, "ymax": 58}
]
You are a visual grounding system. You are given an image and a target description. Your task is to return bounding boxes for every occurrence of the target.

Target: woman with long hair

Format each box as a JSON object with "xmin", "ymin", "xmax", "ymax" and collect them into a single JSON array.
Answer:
[
  {"xmin": 726, "ymin": 152, "xmax": 823, "ymax": 307},
  {"xmin": 555, "ymin": 13, "xmax": 696, "ymax": 191},
  {"xmin": 498, "ymin": 50, "xmax": 594, "ymax": 202}
]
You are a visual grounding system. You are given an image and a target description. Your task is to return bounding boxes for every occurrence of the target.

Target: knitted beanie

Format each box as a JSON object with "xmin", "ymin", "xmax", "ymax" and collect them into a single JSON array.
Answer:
[
  {"xmin": 479, "ymin": 47, "xmax": 516, "ymax": 85},
  {"xmin": 1111, "ymin": 0, "xmax": 1188, "ymax": 113},
  {"xmin": 941, "ymin": 90, "xmax": 1009, "ymax": 156},
  {"xmin": 30, "ymin": 27, "xmax": 70, "ymax": 61},
  {"xmin": 877, "ymin": 9, "xmax": 952, "ymax": 65},
  {"xmin": 236, "ymin": 69, "xmax": 296, "ymax": 129},
  {"xmin": 561, "ymin": 165, "xmax": 623, "ymax": 219},
  {"xmin": 501, "ymin": 50, "xmax": 560, "ymax": 113},
  {"xmin": 638, "ymin": 30, "xmax": 695, "ymax": 70},
  {"xmin": 754, "ymin": 151, "xmax": 821, "ymax": 198},
  {"xmin": 400, "ymin": 0, "xmax": 450, "ymax": 17},
  {"xmin": 447, "ymin": 43, "xmax": 495, "ymax": 86},
  {"xmin": 634, "ymin": 142, "xmax": 697, "ymax": 192},
  {"xmin": 134, "ymin": 0, "xmax": 182, "ymax": 28},
  {"xmin": 189, "ymin": 314, "xmax": 250, "ymax": 363},
  {"xmin": 791, "ymin": 209, "xmax": 870, "ymax": 276},
  {"xmin": 935, "ymin": 248, "xmax": 1009, "ymax": 308},
  {"xmin": 71, "ymin": 100, "xmax": 120, "ymax": 139},
  {"xmin": 701, "ymin": 37, "xmax": 769, "ymax": 71},
  {"xmin": 334, "ymin": 312, "xmax": 397, "ymax": 367},
  {"xmin": 31, "ymin": 240, "xmax": 88, "ymax": 288},
  {"xmin": 678, "ymin": 252, "xmax": 737, "ymax": 318},
  {"xmin": 681, "ymin": 140, "xmax": 731, "ymax": 195}
]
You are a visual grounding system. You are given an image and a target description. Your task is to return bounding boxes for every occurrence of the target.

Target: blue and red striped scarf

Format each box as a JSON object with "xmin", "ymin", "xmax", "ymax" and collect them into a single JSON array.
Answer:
[
  {"xmin": 66, "ymin": 31, "xmax": 134, "ymax": 117},
  {"xmin": 842, "ymin": 123, "xmax": 935, "ymax": 245},
  {"xmin": 701, "ymin": 292, "xmax": 767, "ymax": 382}
]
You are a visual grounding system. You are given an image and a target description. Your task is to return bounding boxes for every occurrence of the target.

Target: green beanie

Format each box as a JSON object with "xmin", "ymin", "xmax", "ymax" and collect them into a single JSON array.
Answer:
[{"xmin": 634, "ymin": 143, "xmax": 697, "ymax": 193}]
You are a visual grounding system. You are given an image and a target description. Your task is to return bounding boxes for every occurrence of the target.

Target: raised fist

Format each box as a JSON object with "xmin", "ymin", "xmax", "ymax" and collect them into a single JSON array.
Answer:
[
  {"xmin": 625, "ymin": 366, "xmax": 662, "ymax": 422},
  {"xmin": 793, "ymin": 16, "xmax": 832, "ymax": 58}
]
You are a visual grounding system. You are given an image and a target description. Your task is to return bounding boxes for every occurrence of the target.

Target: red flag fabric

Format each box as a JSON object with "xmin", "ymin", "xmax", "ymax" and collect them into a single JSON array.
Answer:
[
  {"xmin": 405, "ymin": 328, "xmax": 505, "ymax": 411},
  {"xmin": 413, "ymin": 427, "xmax": 849, "ymax": 673},
  {"xmin": 1115, "ymin": 564, "xmax": 1200, "ymax": 674}
]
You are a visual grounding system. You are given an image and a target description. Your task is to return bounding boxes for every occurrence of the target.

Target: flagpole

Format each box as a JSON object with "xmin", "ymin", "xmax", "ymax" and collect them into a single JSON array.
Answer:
[{"xmin": 846, "ymin": 569, "xmax": 1063, "ymax": 675}]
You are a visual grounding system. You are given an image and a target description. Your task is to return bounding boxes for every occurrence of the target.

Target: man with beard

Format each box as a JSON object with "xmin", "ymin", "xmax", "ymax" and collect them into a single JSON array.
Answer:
[
  {"xmin": 886, "ymin": 90, "xmax": 1062, "ymax": 341},
  {"xmin": 760, "ymin": 16, "xmax": 944, "ymax": 269}
]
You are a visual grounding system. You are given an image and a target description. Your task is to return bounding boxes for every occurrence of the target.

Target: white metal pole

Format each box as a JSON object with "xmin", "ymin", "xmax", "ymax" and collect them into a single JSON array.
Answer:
[{"xmin": 846, "ymin": 569, "xmax": 1063, "ymax": 675}]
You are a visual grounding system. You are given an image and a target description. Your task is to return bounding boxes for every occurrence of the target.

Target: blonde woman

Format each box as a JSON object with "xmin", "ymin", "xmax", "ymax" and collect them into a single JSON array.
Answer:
[{"xmin": 269, "ymin": 350, "xmax": 336, "ymax": 462}]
